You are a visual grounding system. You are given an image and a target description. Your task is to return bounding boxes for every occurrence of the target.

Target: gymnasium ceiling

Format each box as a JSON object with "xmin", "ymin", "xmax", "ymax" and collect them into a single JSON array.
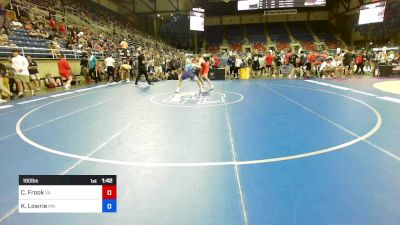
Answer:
[{"xmin": 110, "ymin": 0, "xmax": 361, "ymax": 17}]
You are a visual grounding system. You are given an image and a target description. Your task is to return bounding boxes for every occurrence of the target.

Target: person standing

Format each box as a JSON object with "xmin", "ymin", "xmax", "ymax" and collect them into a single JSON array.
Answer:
[
  {"xmin": 343, "ymin": 49, "xmax": 354, "ymax": 76},
  {"xmin": 228, "ymin": 55, "xmax": 236, "ymax": 79},
  {"xmin": 198, "ymin": 57, "xmax": 213, "ymax": 90},
  {"xmin": 11, "ymin": 49, "xmax": 35, "ymax": 97},
  {"xmin": 251, "ymin": 51, "xmax": 261, "ymax": 78},
  {"xmin": 355, "ymin": 51, "xmax": 365, "ymax": 75},
  {"xmin": 234, "ymin": 55, "xmax": 242, "ymax": 79},
  {"xmin": 135, "ymin": 48, "xmax": 152, "ymax": 86},
  {"xmin": 299, "ymin": 50, "xmax": 308, "ymax": 79},
  {"xmin": 213, "ymin": 54, "xmax": 220, "ymax": 69},
  {"xmin": 273, "ymin": 52, "xmax": 281, "ymax": 78},
  {"xmin": 175, "ymin": 58, "xmax": 204, "ymax": 93},
  {"xmin": 57, "ymin": 54, "xmax": 72, "ymax": 91},
  {"xmin": 5, "ymin": 56, "xmax": 17, "ymax": 95},
  {"xmin": 0, "ymin": 62, "xmax": 13, "ymax": 103},
  {"xmin": 27, "ymin": 56, "xmax": 40, "ymax": 91},
  {"xmin": 265, "ymin": 51, "xmax": 273, "ymax": 76},
  {"xmin": 289, "ymin": 53, "xmax": 302, "ymax": 79},
  {"xmin": 80, "ymin": 54, "xmax": 90, "ymax": 83},
  {"xmin": 88, "ymin": 51, "xmax": 98, "ymax": 83},
  {"xmin": 104, "ymin": 54, "xmax": 115, "ymax": 83},
  {"xmin": 220, "ymin": 53, "xmax": 228, "ymax": 78}
]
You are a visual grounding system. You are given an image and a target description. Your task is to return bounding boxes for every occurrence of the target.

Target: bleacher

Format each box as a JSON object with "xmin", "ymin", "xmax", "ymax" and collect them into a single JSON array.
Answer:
[
  {"xmin": 8, "ymin": 29, "xmax": 51, "ymax": 48},
  {"xmin": 245, "ymin": 24, "xmax": 266, "ymax": 44},
  {"xmin": 287, "ymin": 23, "xmax": 314, "ymax": 42},
  {"xmin": 206, "ymin": 25, "xmax": 224, "ymax": 48},
  {"xmin": 226, "ymin": 25, "xmax": 243, "ymax": 45},
  {"xmin": 202, "ymin": 21, "xmax": 345, "ymax": 52},
  {"xmin": 266, "ymin": 23, "xmax": 290, "ymax": 50},
  {"xmin": 0, "ymin": 28, "xmax": 86, "ymax": 59},
  {"xmin": 309, "ymin": 21, "xmax": 341, "ymax": 49},
  {"xmin": 309, "ymin": 21, "xmax": 336, "ymax": 41}
]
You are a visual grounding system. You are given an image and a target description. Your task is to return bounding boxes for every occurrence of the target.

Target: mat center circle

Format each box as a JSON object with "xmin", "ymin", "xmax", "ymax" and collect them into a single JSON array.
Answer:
[{"xmin": 150, "ymin": 91, "xmax": 244, "ymax": 107}]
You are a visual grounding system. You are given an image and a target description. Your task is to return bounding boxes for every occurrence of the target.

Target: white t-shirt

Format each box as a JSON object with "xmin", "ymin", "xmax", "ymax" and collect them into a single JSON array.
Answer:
[
  {"xmin": 11, "ymin": 21, "xmax": 23, "ymax": 27},
  {"xmin": 235, "ymin": 58, "xmax": 243, "ymax": 67},
  {"xmin": 259, "ymin": 56, "xmax": 266, "ymax": 67},
  {"xmin": 105, "ymin": 57, "xmax": 115, "ymax": 67},
  {"xmin": 12, "ymin": 55, "xmax": 29, "ymax": 76}
]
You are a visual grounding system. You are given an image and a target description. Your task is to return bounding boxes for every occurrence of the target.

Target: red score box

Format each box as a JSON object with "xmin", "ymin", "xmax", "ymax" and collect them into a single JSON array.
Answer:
[{"xmin": 102, "ymin": 185, "xmax": 117, "ymax": 199}]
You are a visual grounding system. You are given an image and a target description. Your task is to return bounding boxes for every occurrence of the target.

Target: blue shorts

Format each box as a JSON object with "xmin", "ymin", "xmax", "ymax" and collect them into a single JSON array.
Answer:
[{"xmin": 180, "ymin": 71, "xmax": 196, "ymax": 80}]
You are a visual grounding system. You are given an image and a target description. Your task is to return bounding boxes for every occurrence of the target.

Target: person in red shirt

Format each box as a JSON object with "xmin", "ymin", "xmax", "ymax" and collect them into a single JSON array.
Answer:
[
  {"xmin": 49, "ymin": 17, "xmax": 56, "ymax": 31},
  {"xmin": 284, "ymin": 49, "xmax": 292, "ymax": 76},
  {"xmin": 198, "ymin": 57, "xmax": 213, "ymax": 90},
  {"xmin": 57, "ymin": 54, "xmax": 72, "ymax": 91},
  {"xmin": 265, "ymin": 51, "xmax": 274, "ymax": 76},
  {"xmin": 213, "ymin": 54, "xmax": 220, "ymax": 68},
  {"xmin": 58, "ymin": 22, "xmax": 66, "ymax": 35},
  {"xmin": 355, "ymin": 51, "xmax": 365, "ymax": 75}
]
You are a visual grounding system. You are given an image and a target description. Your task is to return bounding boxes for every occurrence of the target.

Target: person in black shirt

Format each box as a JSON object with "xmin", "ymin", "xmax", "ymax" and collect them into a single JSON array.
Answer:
[
  {"xmin": 134, "ymin": 48, "xmax": 152, "ymax": 86},
  {"xmin": 273, "ymin": 53, "xmax": 281, "ymax": 77},
  {"xmin": 80, "ymin": 55, "xmax": 89, "ymax": 83},
  {"xmin": 27, "ymin": 56, "xmax": 40, "ymax": 90},
  {"xmin": 343, "ymin": 49, "xmax": 354, "ymax": 76},
  {"xmin": 299, "ymin": 51, "xmax": 308, "ymax": 79},
  {"xmin": 288, "ymin": 53, "xmax": 301, "ymax": 79}
]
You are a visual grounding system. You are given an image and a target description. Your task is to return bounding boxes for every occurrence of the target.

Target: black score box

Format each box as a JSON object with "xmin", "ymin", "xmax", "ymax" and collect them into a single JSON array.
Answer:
[{"xmin": 18, "ymin": 175, "xmax": 117, "ymax": 213}]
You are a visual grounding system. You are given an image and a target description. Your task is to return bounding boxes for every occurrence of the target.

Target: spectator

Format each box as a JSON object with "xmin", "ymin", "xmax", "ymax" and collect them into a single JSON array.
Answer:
[
  {"xmin": 49, "ymin": 37, "xmax": 61, "ymax": 58},
  {"xmin": 120, "ymin": 61, "xmax": 131, "ymax": 82},
  {"xmin": 24, "ymin": 20, "xmax": 33, "ymax": 31},
  {"xmin": 28, "ymin": 29, "xmax": 40, "ymax": 38},
  {"xmin": 80, "ymin": 54, "xmax": 89, "ymax": 82},
  {"xmin": 5, "ymin": 56, "xmax": 17, "ymax": 95},
  {"xmin": 234, "ymin": 55, "xmax": 242, "ymax": 79},
  {"xmin": 10, "ymin": 18, "xmax": 23, "ymax": 29},
  {"xmin": 355, "ymin": 51, "xmax": 365, "ymax": 75},
  {"xmin": 27, "ymin": 56, "xmax": 41, "ymax": 91},
  {"xmin": 44, "ymin": 73, "xmax": 61, "ymax": 88},
  {"xmin": 57, "ymin": 54, "xmax": 72, "ymax": 91},
  {"xmin": 213, "ymin": 54, "xmax": 220, "ymax": 69},
  {"xmin": 343, "ymin": 49, "xmax": 354, "ymax": 76},
  {"xmin": 11, "ymin": 49, "xmax": 35, "ymax": 97},
  {"xmin": 58, "ymin": 22, "xmax": 66, "ymax": 35},
  {"xmin": 96, "ymin": 61, "xmax": 105, "ymax": 81},
  {"xmin": 0, "ymin": 3, "xmax": 6, "ymax": 28},
  {"xmin": 49, "ymin": 17, "xmax": 56, "ymax": 31},
  {"xmin": 265, "ymin": 51, "xmax": 273, "ymax": 76},
  {"xmin": 104, "ymin": 54, "xmax": 115, "ymax": 83},
  {"xmin": 0, "ymin": 62, "xmax": 13, "ymax": 103},
  {"xmin": 88, "ymin": 51, "xmax": 98, "ymax": 83},
  {"xmin": 0, "ymin": 29, "xmax": 8, "ymax": 45},
  {"xmin": 39, "ymin": 30, "xmax": 50, "ymax": 39}
]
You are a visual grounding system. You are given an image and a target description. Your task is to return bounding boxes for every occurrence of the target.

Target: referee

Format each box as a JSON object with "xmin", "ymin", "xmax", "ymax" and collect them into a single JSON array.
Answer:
[{"xmin": 134, "ymin": 48, "xmax": 153, "ymax": 86}]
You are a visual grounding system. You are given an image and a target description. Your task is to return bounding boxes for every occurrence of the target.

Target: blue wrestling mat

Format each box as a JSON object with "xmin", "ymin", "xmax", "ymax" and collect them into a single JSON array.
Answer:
[{"xmin": 0, "ymin": 79, "xmax": 399, "ymax": 225}]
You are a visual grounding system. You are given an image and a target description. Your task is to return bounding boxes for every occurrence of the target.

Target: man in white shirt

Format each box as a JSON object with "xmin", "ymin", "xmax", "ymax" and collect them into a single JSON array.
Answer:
[
  {"xmin": 234, "ymin": 56, "xmax": 243, "ymax": 79},
  {"xmin": 11, "ymin": 50, "xmax": 35, "ymax": 97},
  {"xmin": 104, "ymin": 54, "xmax": 115, "ymax": 83}
]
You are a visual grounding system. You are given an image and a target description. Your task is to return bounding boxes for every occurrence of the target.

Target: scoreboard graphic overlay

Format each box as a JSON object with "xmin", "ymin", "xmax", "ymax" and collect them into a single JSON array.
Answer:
[
  {"xmin": 238, "ymin": 0, "xmax": 326, "ymax": 10},
  {"xmin": 19, "ymin": 175, "xmax": 117, "ymax": 213}
]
